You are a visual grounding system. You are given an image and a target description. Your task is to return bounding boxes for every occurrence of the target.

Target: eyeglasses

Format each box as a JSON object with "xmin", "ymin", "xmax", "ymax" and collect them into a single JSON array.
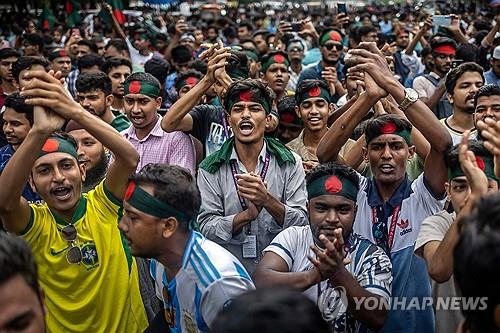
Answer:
[
  {"xmin": 323, "ymin": 43, "xmax": 343, "ymax": 51},
  {"xmin": 61, "ymin": 224, "xmax": 83, "ymax": 264},
  {"xmin": 289, "ymin": 47, "xmax": 304, "ymax": 52}
]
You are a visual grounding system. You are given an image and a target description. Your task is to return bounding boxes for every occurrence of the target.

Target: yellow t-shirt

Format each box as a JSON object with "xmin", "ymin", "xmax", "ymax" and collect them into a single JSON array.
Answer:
[{"xmin": 21, "ymin": 181, "xmax": 148, "ymax": 333}]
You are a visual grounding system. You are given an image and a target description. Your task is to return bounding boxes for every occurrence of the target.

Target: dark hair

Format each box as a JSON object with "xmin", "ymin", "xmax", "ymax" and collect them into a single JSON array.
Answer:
[
  {"xmin": 0, "ymin": 233, "xmax": 40, "ymax": 298},
  {"xmin": 77, "ymin": 53, "xmax": 104, "ymax": 71},
  {"xmin": 226, "ymin": 50, "xmax": 249, "ymax": 79},
  {"xmin": 0, "ymin": 48, "xmax": 20, "ymax": 61},
  {"xmin": 474, "ymin": 84, "xmax": 500, "ymax": 109},
  {"xmin": 364, "ymin": 114, "xmax": 413, "ymax": 146},
  {"xmin": 445, "ymin": 62, "xmax": 484, "ymax": 95},
  {"xmin": 223, "ymin": 26, "xmax": 237, "ymax": 39},
  {"xmin": 277, "ymin": 95, "xmax": 297, "ymax": 114},
  {"xmin": 133, "ymin": 164, "xmax": 201, "ymax": 231},
  {"xmin": 454, "ymin": 193, "xmax": 500, "ymax": 333},
  {"xmin": 239, "ymin": 38, "xmax": 258, "ymax": 50},
  {"xmin": 224, "ymin": 79, "xmax": 274, "ymax": 112},
  {"xmin": 252, "ymin": 29, "xmax": 267, "ymax": 39},
  {"xmin": 11, "ymin": 56, "xmax": 49, "ymax": 82},
  {"xmin": 174, "ymin": 69, "xmax": 203, "ymax": 91},
  {"xmin": 105, "ymin": 39, "xmax": 129, "ymax": 54},
  {"xmin": 76, "ymin": 72, "xmax": 112, "ymax": 95},
  {"xmin": 239, "ymin": 20, "xmax": 254, "ymax": 32},
  {"xmin": 456, "ymin": 43, "xmax": 479, "ymax": 63},
  {"xmin": 100, "ymin": 57, "xmax": 132, "ymax": 75},
  {"xmin": 420, "ymin": 46, "xmax": 432, "ymax": 58},
  {"xmin": 306, "ymin": 162, "xmax": 360, "ymax": 191},
  {"xmin": 188, "ymin": 59, "xmax": 207, "ymax": 75},
  {"xmin": 171, "ymin": 45, "xmax": 193, "ymax": 64},
  {"xmin": 77, "ymin": 39, "xmax": 98, "ymax": 54},
  {"xmin": 446, "ymin": 140, "xmax": 491, "ymax": 171},
  {"xmin": 124, "ymin": 72, "xmax": 161, "ymax": 93},
  {"xmin": 358, "ymin": 25, "xmax": 378, "ymax": 38},
  {"xmin": 4, "ymin": 92, "xmax": 34, "ymax": 125},
  {"xmin": 23, "ymin": 33, "xmax": 44, "ymax": 50},
  {"xmin": 144, "ymin": 57, "xmax": 170, "ymax": 86},
  {"xmin": 207, "ymin": 25, "xmax": 219, "ymax": 33},
  {"xmin": 430, "ymin": 37, "xmax": 457, "ymax": 55},
  {"xmin": 295, "ymin": 79, "xmax": 330, "ymax": 104},
  {"xmin": 211, "ymin": 288, "xmax": 329, "ymax": 333}
]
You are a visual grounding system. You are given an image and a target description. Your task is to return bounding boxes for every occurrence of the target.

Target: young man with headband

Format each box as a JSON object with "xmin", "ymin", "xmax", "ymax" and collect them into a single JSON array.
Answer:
[
  {"xmin": 254, "ymin": 162, "xmax": 392, "ymax": 332},
  {"xmin": 197, "ymin": 79, "xmax": 308, "ymax": 274},
  {"xmin": 0, "ymin": 70, "xmax": 148, "ymax": 332},
  {"xmin": 122, "ymin": 72, "xmax": 195, "ymax": 174},
  {"xmin": 317, "ymin": 42, "xmax": 453, "ymax": 332},
  {"xmin": 260, "ymin": 50, "xmax": 291, "ymax": 101},
  {"xmin": 119, "ymin": 163, "xmax": 254, "ymax": 332}
]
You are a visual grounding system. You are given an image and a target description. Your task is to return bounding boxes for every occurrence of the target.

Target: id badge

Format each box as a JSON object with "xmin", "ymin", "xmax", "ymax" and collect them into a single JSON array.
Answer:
[{"xmin": 242, "ymin": 235, "xmax": 257, "ymax": 259}]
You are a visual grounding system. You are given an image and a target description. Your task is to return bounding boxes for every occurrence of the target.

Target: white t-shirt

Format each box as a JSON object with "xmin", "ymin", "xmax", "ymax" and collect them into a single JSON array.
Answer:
[
  {"xmin": 125, "ymin": 38, "xmax": 154, "ymax": 69},
  {"xmin": 264, "ymin": 226, "xmax": 392, "ymax": 333},
  {"xmin": 150, "ymin": 232, "xmax": 254, "ymax": 332}
]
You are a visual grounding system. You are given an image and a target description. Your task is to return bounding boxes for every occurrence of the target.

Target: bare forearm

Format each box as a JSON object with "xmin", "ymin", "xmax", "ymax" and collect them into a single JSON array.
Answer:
[
  {"xmin": 0, "ymin": 129, "xmax": 49, "ymax": 209},
  {"xmin": 318, "ymin": 93, "xmax": 376, "ymax": 163},
  {"xmin": 162, "ymin": 78, "xmax": 212, "ymax": 132},
  {"xmin": 109, "ymin": 10, "xmax": 126, "ymax": 40},
  {"xmin": 164, "ymin": 35, "xmax": 180, "ymax": 61},
  {"xmin": 344, "ymin": 135, "xmax": 366, "ymax": 171},
  {"xmin": 429, "ymin": 220, "xmax": 459, "ymax": 283},
  {"xmin": 327, "ymin": 93, "xmax": 357, "ymax": 127},
  {"xmin": 263, "ymin": 194, "xmax": 285, "ymax": 226},
  {"xmin": 424, "ymin": 85, "xmax": 446, "ymax": 112},
  {"xmin": 254, "ymin": 269, "xmax": 317, "ymax": 291},
  {"xmin": 232, "ymin": 211, "xmax": 252, "ymax": 235},
  {"xmin": 405, "ymin": 31, "xmax": 424, "ymax": 55},
  {"xmin": 331, "ymin": 268, "xmax": 387, "ymax": 330}
]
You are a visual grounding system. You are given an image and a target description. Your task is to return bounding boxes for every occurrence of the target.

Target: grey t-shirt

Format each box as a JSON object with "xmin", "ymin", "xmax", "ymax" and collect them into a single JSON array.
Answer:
[{"xmin": 415, "ymin": 210, "xmax": 463, "ymax": 333}]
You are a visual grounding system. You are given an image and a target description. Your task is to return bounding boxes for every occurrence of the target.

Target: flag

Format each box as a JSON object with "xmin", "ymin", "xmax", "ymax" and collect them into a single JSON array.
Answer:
[
  {"xmin": 66, "ymin": 0, "xmax": 81, "ymax": 27},
  {"xmin": 108, "ymin": 0, "xmax": 125, "ymax": 25},
  {"xmin": 39, "ymin": 1, "xmax": 56, "ymax": 30}
]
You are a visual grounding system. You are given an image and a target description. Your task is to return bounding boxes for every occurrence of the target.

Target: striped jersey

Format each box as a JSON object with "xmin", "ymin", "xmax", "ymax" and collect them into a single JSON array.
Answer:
[
  {"xmin": 265, "ymin": 226, "xmax": 392, "ymax": 333},
  {"xmin": 150, "ymin": 231, "xmax": 255, "ymax": 333}
]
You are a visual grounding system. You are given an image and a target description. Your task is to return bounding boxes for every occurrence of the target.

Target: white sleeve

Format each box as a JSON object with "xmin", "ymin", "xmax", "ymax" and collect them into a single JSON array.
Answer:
[
  {"xmin": 263, "ymin": 227, "xmax": 299, "ymax": 270},
  {"xmin": 357, "ymin": 245, "xmax": 392, "ymax": 301},
  {"xmin": 411, "ymin": 174, "xmax": 446, "ymax": 215},
  {"xmin": 201, "ymin": 276, "xmax": 255, "ymax": 328},
  {"xmin": 412, "ymin": 76, "xmax": 429, "ymax": 98}
]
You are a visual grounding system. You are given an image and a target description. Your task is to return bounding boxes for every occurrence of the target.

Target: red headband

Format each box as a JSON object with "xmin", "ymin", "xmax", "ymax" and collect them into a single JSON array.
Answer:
[{"xmin": 433, "ymin": 45, "xmax": 456, "ymax": 56}]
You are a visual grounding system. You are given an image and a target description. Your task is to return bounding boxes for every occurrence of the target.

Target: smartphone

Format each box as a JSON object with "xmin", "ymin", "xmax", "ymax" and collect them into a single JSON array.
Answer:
[
  {"xmin": 432, "ymin": 15, "xmax": 451, "ymax": 27},
  {"xmin": 290, "ymin": 22, "xmax": 301, "ymax": 32},
  {"xmin": 338, "ymin": 3, "xmax": 347, "ymax": 14},
  {"xmin": 452, "ymin": 59, "xmax": 463, "ymax": 68}
]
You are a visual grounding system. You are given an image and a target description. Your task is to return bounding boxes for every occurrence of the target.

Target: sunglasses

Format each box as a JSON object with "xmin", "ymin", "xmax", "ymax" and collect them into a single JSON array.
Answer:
[
  {"xmin": 61, "ymin": 224, "xmax": 83, "ymax": 264},
  {"xmin": 323, "ymin": 43, "xmax": 343, "ymax": 51}
]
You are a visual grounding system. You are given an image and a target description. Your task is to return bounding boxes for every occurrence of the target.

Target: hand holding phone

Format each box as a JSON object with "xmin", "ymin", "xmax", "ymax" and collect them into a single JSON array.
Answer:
[
  {"xmin": 290, "ymin": 22, "xmax": 302, "ymax": 32},
  {"xmin": 432, "ymin": 15, "xmax": 451, "ymax": 27}
]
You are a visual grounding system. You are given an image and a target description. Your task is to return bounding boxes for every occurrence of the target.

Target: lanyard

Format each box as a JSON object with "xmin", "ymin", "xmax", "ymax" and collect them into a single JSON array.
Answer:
[
  {"xmin": 371, "ymin": 205, "xmax": 401, "ymax": 251},
  {"xmin": 230, "ymin": 152, "xmax": 270, "ymax": 211},
  {"xmin": 221, "ymin": 111, "xmax": 231, "ymax": 139}
]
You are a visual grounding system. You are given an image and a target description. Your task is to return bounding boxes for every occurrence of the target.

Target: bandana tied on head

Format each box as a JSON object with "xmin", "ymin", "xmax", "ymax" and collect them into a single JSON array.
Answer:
[
  {"xmin": 433, "ymin": 45, "xmax": 456, "ymax": 56},
  {"xmin": 448, "ymin": 155, "xmax": 498, "ymax": 181},
  {"xmin": 366, "ymin": 121, "xmax": 412, "ymax": 146},
  {"xmin": 307, "ymin": 174, "xmax": 358, "ymax": 201},
  {"xmin": 39, "ymin": 135, "xmax": 78, "ymax": 160},
  {"xmin": 225, "ymin": 88, "xmax": 272, "ymax": 114},
  {"xmin": 124, "ymin": 80, "xmax": 160, "ymax": 98},
  {"xmin": 48, "ymin": 49, "xmax": 69, "ymax": 61},
  {"xmin": 125, "ymin": 181, "xmax": 199, "ymax": 231},
  {"xmin": 296, "ymin": 85, "xmax": 331, "ymax": 105},
  {"xmin": 261, "ymin": 53, "xmax": 290, "ymax": 73},
  {"xmin": 279, "ymin": 111, "xmax": 303, "ymax": 126},
  {"xmin": 319, "ymin": 29, "xmax": 343, "ymax": 46},
  {"xmin": 175, "ymin": 76, "xmax": 200, "ymax": 91}
]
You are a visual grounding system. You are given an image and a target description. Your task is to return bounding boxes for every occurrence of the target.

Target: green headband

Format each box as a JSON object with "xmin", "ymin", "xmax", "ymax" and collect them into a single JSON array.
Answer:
[
  {"xmin": 366, "ymin": 122, "xmax": 412, "ymax": 146},
  {"xmin": 39, "ymin": 136, "xmax": 78, "ymax": 160},
  {"xmin": 228, "ymin": 68, "xmax": 249, "ymax": 80},
  {"xmin": 124, "ymin": 181, "xmax": 198, "ymax": 230},
  {"xmin": 225, "ymin": 88, "xmax": 272, "ymax": 114},
  {"xmin": 307, "ymin": 174, "xmax": 358, "ymax": 201},
  {"xmin": 244, "ymin": 50, "xmax": 259, "ymax": 62},
  {"xmin": 279, "ymin": 111, "xmax": 304, "ymax": 126},
  {"xmin": 319, "ymin": 29, "xmax": 343, "ymax": 46},
  {"xmin": 296, "ymin": 85, "xmax": 331, "ymax": 105},
  {"xmin": 175, "ymin": 76, "xmax": 200, "ymax": 91},
  {"xmin": 124, "ymin": 80, "xmax": 160, "ymax": 98},
  {"xmin": 448, "ymin": 155, "xmax": 498, "ymax": 181},
  {"xmin": 261, "ymin": 53, "xmax": 290, "ymax": 73}
]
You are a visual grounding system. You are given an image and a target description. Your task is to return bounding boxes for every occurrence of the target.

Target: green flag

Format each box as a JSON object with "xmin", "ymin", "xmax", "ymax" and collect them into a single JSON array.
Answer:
[
  {"xmin": 40, "ymin": 2, "xmax": 56, "ymax": 30},
  {"xmin": 107, "ymin": 0, "xmax": 125, "ymax": 25},
  {"xmin": 66, "ymin": 0, "xmax": 81, "ymax": 27}
]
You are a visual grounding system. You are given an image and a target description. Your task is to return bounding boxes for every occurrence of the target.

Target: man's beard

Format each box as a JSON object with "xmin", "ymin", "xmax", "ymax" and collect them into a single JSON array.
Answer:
[{"xmin": 83, "ymin": 150, "xmax": 109, "ymax": 192}]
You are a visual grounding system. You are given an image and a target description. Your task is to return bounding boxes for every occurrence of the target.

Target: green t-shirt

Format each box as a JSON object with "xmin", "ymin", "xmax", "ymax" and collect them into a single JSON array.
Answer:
[{"xmin": 110, "ymin": 113, "xmax": 130, "ymax": 132}]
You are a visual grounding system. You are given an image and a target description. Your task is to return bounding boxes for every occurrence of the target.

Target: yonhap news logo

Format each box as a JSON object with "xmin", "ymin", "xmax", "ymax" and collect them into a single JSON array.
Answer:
[{"xmin": 351, "ymin": 296, "xmax": 488, "ymax": 311}]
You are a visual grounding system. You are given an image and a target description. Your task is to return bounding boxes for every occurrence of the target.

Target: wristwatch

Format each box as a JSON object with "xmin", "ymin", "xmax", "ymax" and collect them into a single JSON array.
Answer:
[{"xmin": 398, "ymin": 88, "xmax": 419, "ymax": 112}]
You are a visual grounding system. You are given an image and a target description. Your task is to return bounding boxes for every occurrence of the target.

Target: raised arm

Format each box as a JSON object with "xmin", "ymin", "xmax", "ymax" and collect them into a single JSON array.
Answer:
[
  {"xmin": 347, "ymin": 42, "xmax": 452, "ymax": 196},
  {"xmin": 404, "ymin": 17, "xmax": 432, "ymax": 55},
  {"xmin": 21, "ymin": 70, "xmax": 139, "ymax": 201},
  {"xmin": 163, "ymin": 19, "xmax": 187, "ymax": 61},
  {"xmin": 104, "ymin": 3, "xmax": 127, "ymax": 40},
  {"xmin": 0, "ymin": 105, "xmax": 65, "ymax": 233}
]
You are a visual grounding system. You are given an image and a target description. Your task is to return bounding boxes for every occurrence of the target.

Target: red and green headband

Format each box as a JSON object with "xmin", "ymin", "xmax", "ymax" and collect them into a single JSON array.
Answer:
[
  {"xmin": 307, "ymin": 174, "xmax": 358, "ymax": 201},
  {"xmin": 38, "ymin": 136, "xmax": 78, "ymax": 160},
  {"xmin": 48, "ymin": 49, "xmax": 69, "ymax": 61},
  {"xmin": 448, "ymin": 155, "xmax": 498, "ymax": 181},
  {"xmin": 296, "ymin": 85, "xmax": 331, "ymax": 105},
  {"xmin": 366, "ymin": 121, "xmax": 412, "ymax": 146},
  {"xmin": 225, "ymin": 88, "xmax": 272, "ymax": 114},
  {"xmin": 319, "ymin": 30, "xmax": 342, "ymax": 46},
  {"xmin": 124, "ymin": 181, "xmax": 198, "ymax": 230},
  {"xmin": 175, "ymin": 76, "xmax": 200, "ymax": 91},
  {"xmin": 124, "ymin": 80, "xmax": 160, "ymax": 98},
  {"xmin": 261, "ymin": 53, "xmax": 290, "ymax": 73}
]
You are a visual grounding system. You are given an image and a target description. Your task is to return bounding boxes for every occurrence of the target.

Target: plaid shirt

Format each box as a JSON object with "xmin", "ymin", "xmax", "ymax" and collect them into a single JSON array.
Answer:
[{"xmin": 121, "ymin": 116, "xmax": 195, "ymax": 174}]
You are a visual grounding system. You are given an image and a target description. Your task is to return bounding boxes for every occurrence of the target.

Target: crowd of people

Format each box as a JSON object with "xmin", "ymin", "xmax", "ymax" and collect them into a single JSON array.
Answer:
[{"xmin": 0, "ymin": 1, "xmax": 500, "ymax": 333}]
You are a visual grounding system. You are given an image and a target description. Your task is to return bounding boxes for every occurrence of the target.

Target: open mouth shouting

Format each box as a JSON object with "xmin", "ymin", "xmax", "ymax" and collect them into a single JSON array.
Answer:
[
  {"xmin": 379, "ymin": 163, "xmax": 395, "ymax": 174},
  {"xmin": 50, "ymin": 185, "xmax": 73, "ymax": 201},
  {"xmin": 238, "ymin": 120, "xmax": 255, "ymax": 136}
]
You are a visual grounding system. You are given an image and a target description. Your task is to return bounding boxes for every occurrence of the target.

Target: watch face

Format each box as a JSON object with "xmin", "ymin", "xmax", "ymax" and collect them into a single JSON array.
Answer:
[{"xmin": 407, "ymin": 89, "xmax": 419, "ymax": 102}]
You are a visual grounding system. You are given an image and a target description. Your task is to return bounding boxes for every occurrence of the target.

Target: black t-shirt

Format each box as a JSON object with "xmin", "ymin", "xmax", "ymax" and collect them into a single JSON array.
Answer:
[{"xmin": 189, "ymin": 104, "xmax": 232, "ymax": 157}]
